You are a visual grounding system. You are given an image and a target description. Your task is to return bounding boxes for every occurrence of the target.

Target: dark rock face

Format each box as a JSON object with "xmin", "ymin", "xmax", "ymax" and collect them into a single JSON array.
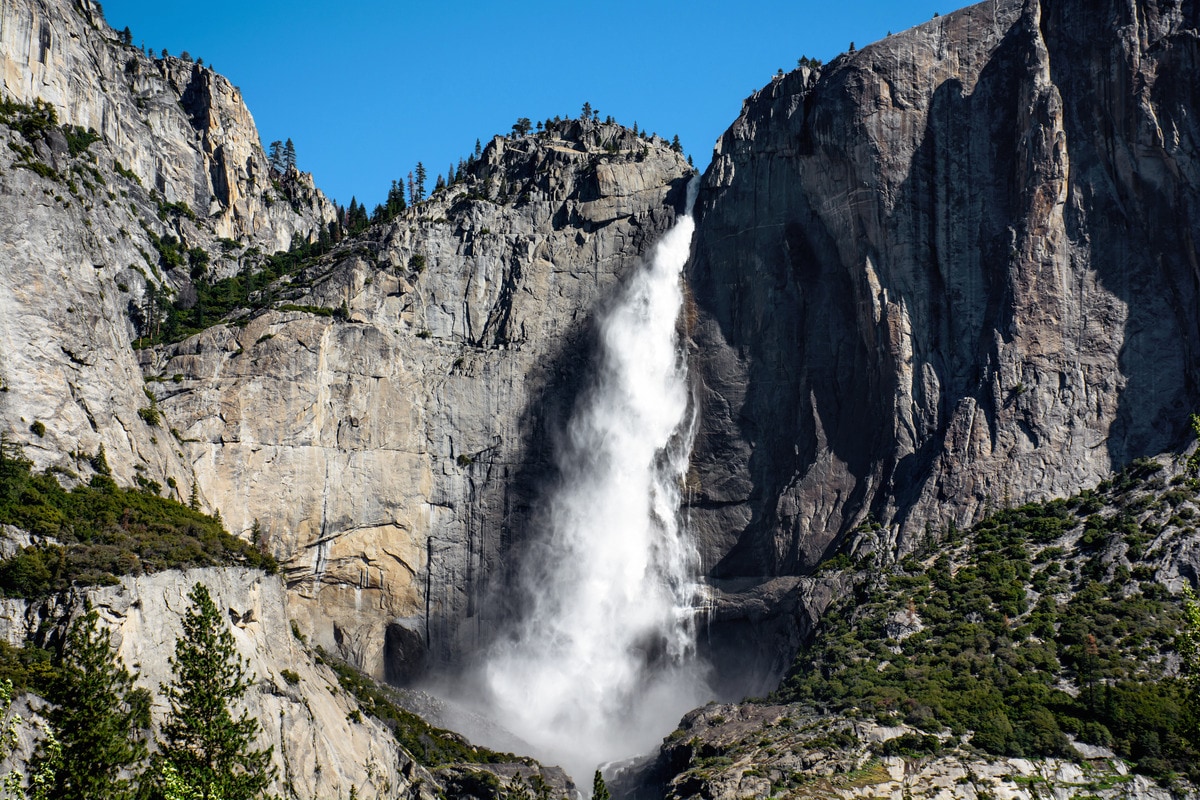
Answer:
[{"xmin": 688, "ymin": 0, "xmax": 1200, "ymax": 688}]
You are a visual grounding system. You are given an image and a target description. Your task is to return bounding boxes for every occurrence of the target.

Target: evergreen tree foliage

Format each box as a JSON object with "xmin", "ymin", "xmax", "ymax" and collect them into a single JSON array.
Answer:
[
  {"xmin": 385, "ymin": 181, "xmax": 406, "ymax": 217},
  {"xmin": 349, "ymin": 196, "xmax": 373, "ymax": 232},
  {"xmin": 283, "ymin": 139, "xmax": 296, "ymax": 172},
  {"xmin": 267, "ymin": 141, "xmax": 285, "ymax": 175},
  {"xmin": 414, "ymin": 162, "xmax": 427, "ymax": 203},
  {"xmin": 580, "ymin": 101, "xmax": 592, "ymax": 120},
  {"xmin": 670, "ymin": 134, "xmax": 683, "ymax": 153},
  {"xmin": 42, "ymin": 603, "xmax": 148, "ymax": 800},
  {"xmin": 592, "ymin": 770, "xmax": 610, "ymax": 800},
  {"xmin": 157, "ymin": 583, "xmax": 274, "ymax": 800}
]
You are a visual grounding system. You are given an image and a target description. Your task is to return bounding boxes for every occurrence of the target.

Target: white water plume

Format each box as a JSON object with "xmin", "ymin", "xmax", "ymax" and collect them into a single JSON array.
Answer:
[{"xmin": 476, "ymin": 185, "xmax": 709, "ymax": 783}]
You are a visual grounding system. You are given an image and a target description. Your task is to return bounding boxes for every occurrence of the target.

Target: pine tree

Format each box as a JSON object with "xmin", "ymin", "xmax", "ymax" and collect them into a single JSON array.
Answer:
[
  {"xmin": 581, "ymin": 101, "xmax": 592, "ymax": 121},
  {"xmin": 592, "ymin": 770, "xmax": 611, "ymax": 800},
  {"xmin": 43, "ymin": 603, "xmax": 149, "ymax": 800},
  {"xmin": 283, "ymin": 139, "xmax": 297, "ymax": 172},
  {"xmin": 671, "ymin": 134, "xmax": 683, "ymax": 153},
  {"xmin": 158, "ymin": 583, "xmax": 274, "ymax": 800},
  {"xmin": 414, "ymin": 162, "xmax": 427, "ymax": 203},
  {"xmin": 474, "ymin": 138, "xmax": 482, "ymax": 157},
  {"xmin": 267, "ymin": 141, "xmax": 285, "ymax": 175},
  {"xmin": 386, "ymin": 180, "xmax": 406, "ymax": 217}
]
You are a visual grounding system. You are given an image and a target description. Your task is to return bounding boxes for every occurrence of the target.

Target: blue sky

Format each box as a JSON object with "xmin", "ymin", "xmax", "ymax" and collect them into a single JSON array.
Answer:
[{"xmin": 99, "ymin": 1, "xmax": 943, "ymax": 208}]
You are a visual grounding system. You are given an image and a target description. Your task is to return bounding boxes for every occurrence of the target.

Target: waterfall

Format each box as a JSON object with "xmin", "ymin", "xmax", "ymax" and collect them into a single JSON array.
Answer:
[{"xmin": 477, "ymin": 183, "xmax": 709, "ymax": 783}]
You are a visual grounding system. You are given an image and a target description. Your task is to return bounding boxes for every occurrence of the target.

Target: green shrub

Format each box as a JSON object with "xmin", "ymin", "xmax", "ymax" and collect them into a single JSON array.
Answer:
[
  {"xmin": 0, "ymin": 439, "xmax": 276, "ymax": 598},
  {"xmin": 63, "ymin": 125, "xmax": 100, "ymax": 156},
  {"xmin": 775, "ymin": 478, "xmax": 1199, "ymax": 781},
  {"xmin": 131, "ymin": 237, "xmax": 338, "ymax": 348},
  {"xmin": 113, "ymin": 159, "xmax": 141, "ymax": 184},
  {"xmin": 315, "ymin": 649, "xmax": 515, "ymax": 768}
]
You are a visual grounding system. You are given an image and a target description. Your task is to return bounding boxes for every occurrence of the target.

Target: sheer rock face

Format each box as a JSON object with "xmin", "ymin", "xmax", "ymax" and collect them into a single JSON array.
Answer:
[
  {"xmin": 0, "ymin": 0, "xmax": 334, "ymax": 502},
  {"xmin": 0, "ymin": 0, "xmax": 693, "ymax": 682},
  {"xmin": 688, "ymin": 0, "xmax": 1200, "ymax": 679},
  {"xmin": 141, "ymin": 127, "xmax": 692, "ymax": 678},
  {"xmin": 0, "ymin": 0, "xmax": 335, "ymax": 252}
]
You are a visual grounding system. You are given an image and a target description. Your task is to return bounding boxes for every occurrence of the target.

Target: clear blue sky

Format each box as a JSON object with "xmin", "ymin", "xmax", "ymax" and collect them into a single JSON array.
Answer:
[{"xmin": 99, "ymin": 1, "xmax": 944, "ymax": 209}]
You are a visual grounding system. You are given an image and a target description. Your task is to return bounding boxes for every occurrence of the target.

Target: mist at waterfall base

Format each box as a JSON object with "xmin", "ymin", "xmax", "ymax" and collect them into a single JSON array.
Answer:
[{"xmin": 444, "ymin": 198, "xmax": 710, "ymax": 784}]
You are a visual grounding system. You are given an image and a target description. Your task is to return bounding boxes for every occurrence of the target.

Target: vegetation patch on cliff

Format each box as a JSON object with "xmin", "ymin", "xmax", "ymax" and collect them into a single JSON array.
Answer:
[
  {"xmin": 131, "ymin": 235, "xmax": 347, "ymax": 347},
  {"xmin": 0, "ymin": 437, "xmax": 275, "ymax": 597},
  {"xmin": 315, "ymin": 649, "xmax": 518, "ymax": 769},
  {"xmin": 775, "ymin": 457, "xmax": 1200, "ymax": 784}
]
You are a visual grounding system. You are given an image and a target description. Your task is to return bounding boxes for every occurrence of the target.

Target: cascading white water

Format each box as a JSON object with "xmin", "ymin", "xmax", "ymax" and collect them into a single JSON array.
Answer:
[{"xmin": 479, "ymin": 183, "xmax": 708, "ymax": 784}]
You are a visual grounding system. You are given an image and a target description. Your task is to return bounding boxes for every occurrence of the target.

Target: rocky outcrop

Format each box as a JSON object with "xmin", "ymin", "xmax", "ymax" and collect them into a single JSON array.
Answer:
[
  {"xmin": 0, "ymin": 0, "xmax": 692, "ymax": 693},
  {"xmin": 688, "ymin": 0, "xmax": 1200, "ymax": 682},
  {"xmin": 140, "ymin": 124, "xmax": 692, "ymax": 678},
  {"xmin": 0, "ymin": 0, "xmax": 335, "ymax": 252},
  {"xmin": 0, "ymin": 0, "xmax": 335, "ymax": 502},
  {"xmin": 0, "ymin": 566, "xmax": 574, "ymax": 800},
  {"xmin": 617, "ymin": 704, "xmax": 1198, "ymax": 800}
]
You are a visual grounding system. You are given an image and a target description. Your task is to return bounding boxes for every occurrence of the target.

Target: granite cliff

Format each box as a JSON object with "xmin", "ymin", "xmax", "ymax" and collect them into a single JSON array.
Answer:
[
  {"xmin": 140, "ymin": 123, "xmax": 692, "ymax": 679},
  {"xmin": 0, "ymin": 0, "xmax": 334, "ymax": 517},
  {"xmin": 0, "ymin": 0, "xmax": 699, "ymax": 684},
  {"xmin": 0, "ymin": 0, "xmax": 334, "ymax": 251},
  {"xmin": 688, "ymin": 0, "xmax": 1200, "ymax": 687},
  {"xmin": 0, "ymin": 567, "xmax": 575, "ymax": 800},
  {"xmin": 2, "ymin": 0, "xmax": 1200, "ymax": 794}
]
